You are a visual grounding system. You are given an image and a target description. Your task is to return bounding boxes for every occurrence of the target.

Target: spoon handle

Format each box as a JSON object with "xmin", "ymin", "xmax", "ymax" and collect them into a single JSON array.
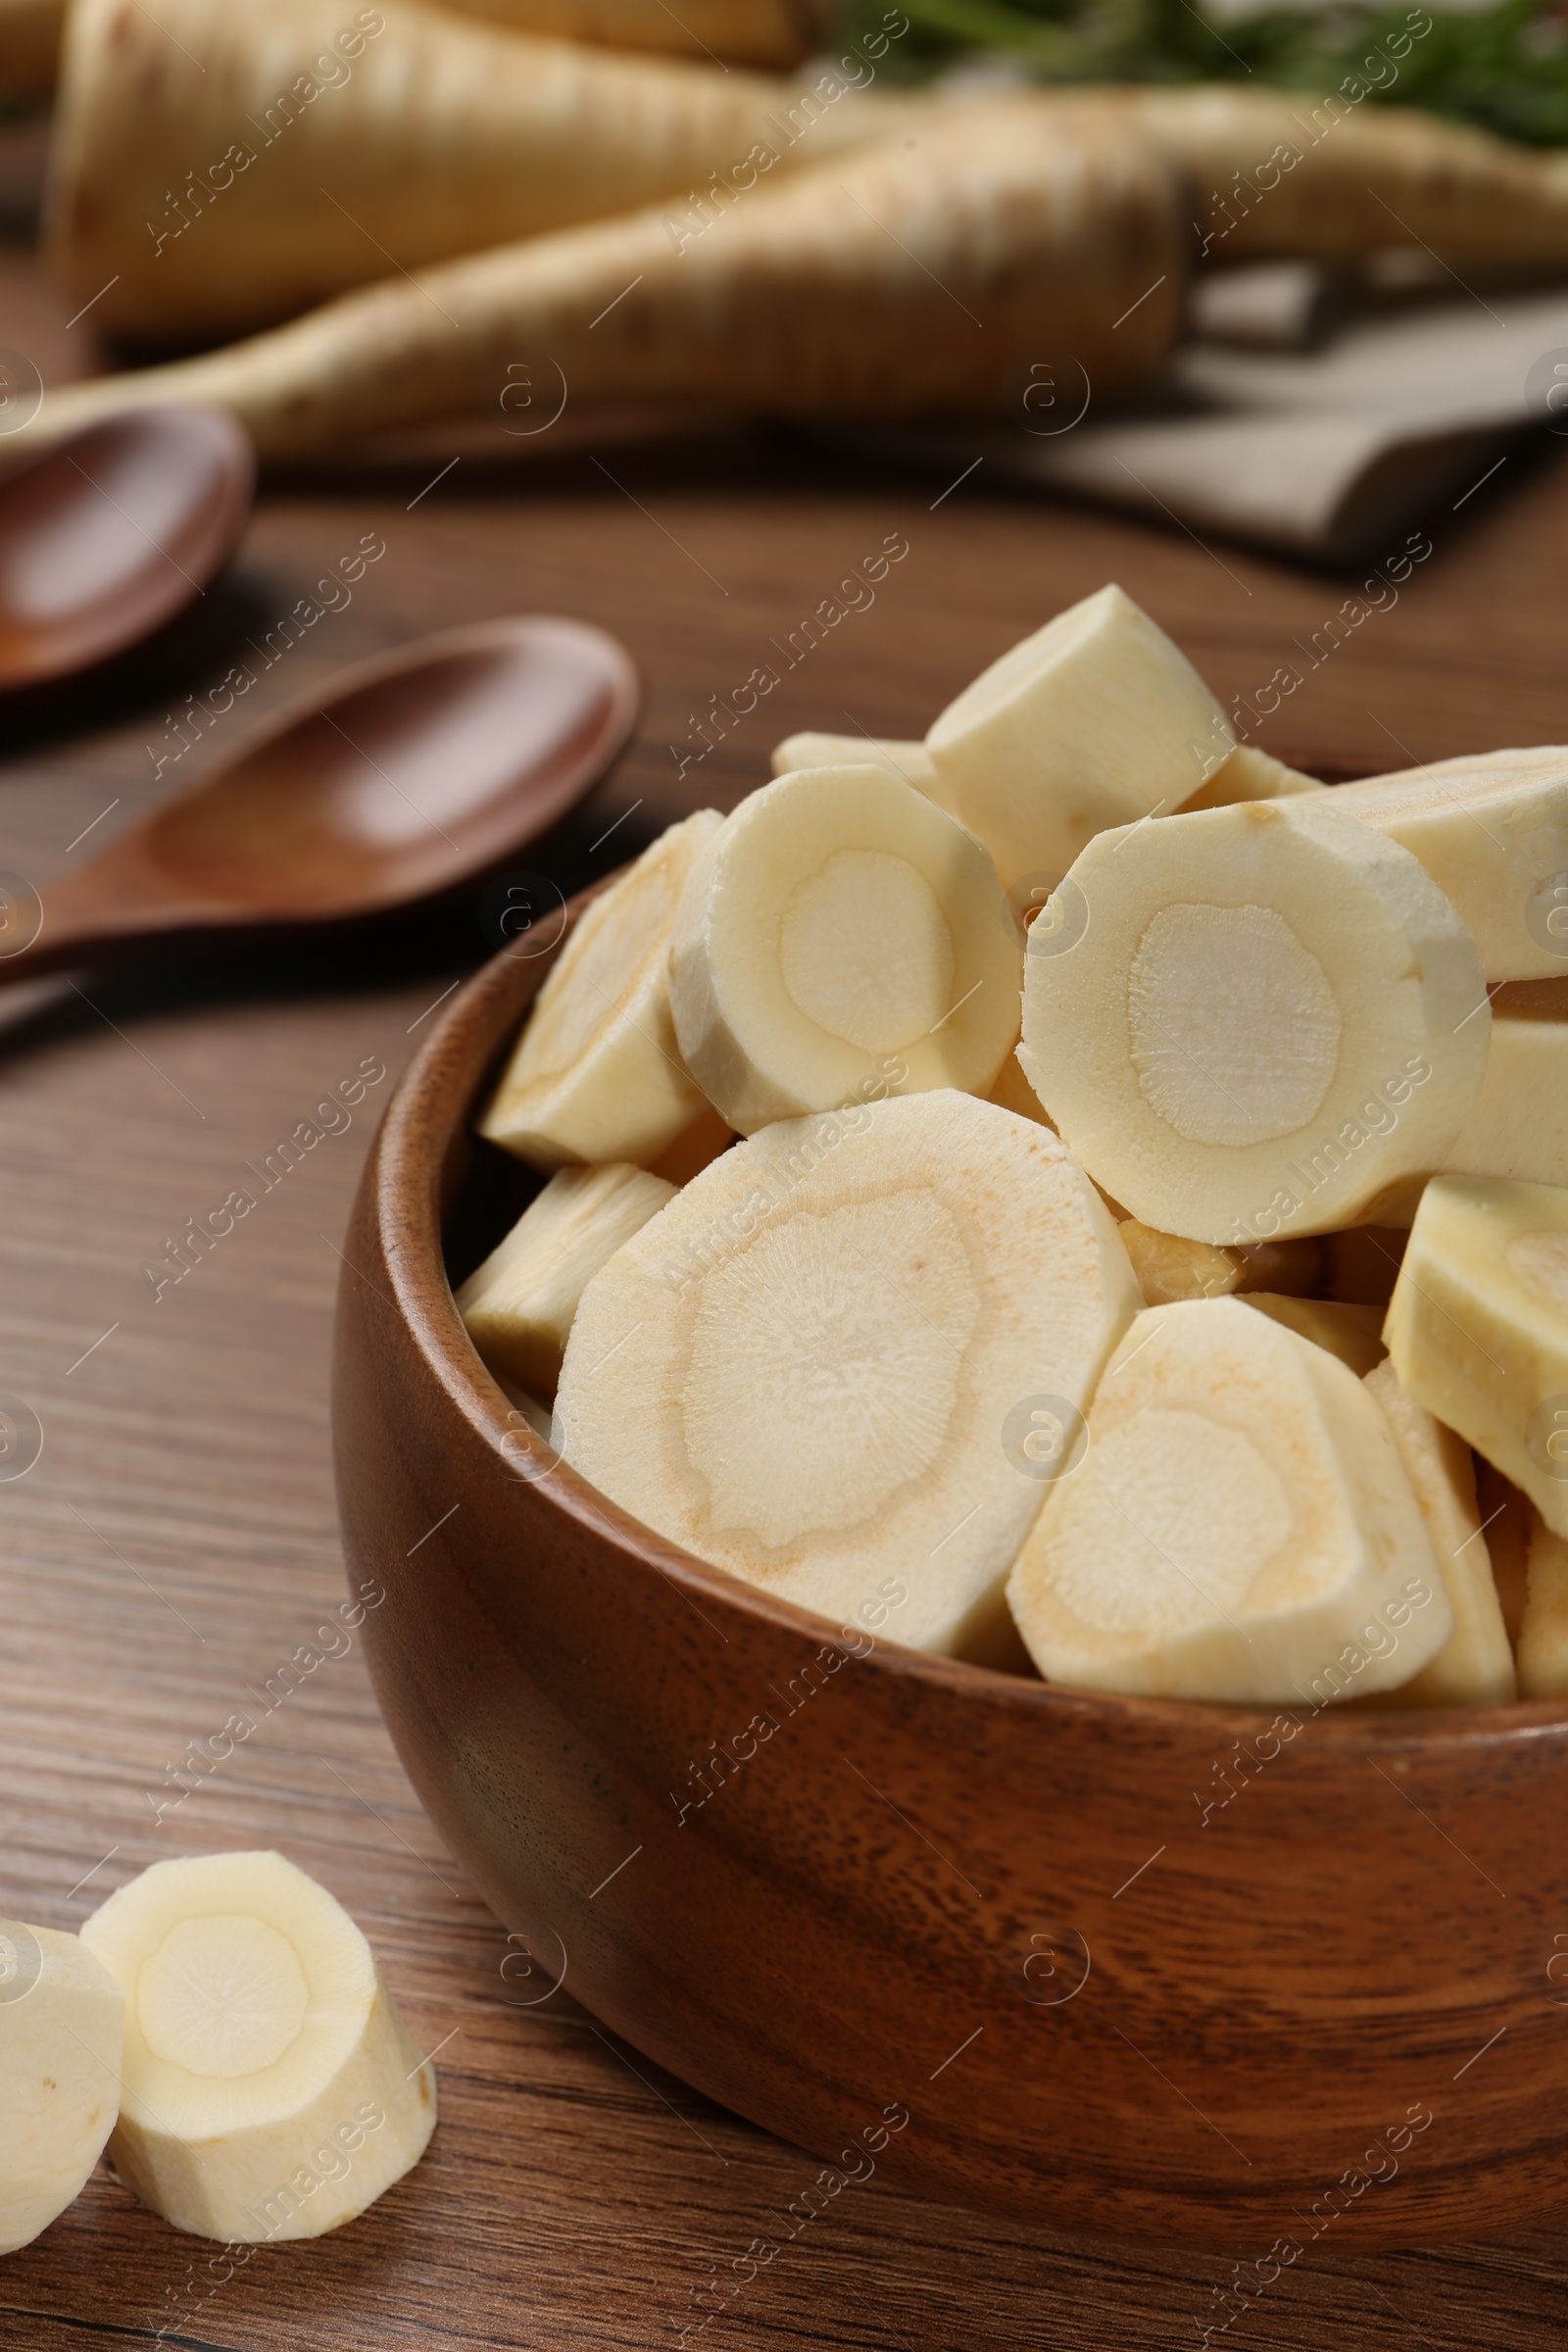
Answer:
[{"xmin": 0, "ymin": 859, "xmax": 219, "ymax": 988}]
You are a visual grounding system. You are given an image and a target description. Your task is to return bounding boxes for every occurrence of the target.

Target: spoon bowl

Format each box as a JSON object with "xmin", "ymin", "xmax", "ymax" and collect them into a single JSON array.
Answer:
[
  {"xmin": 0, "ymin": 407, "xmax": 254, "ymax": 691},
  {"xmin": 3, "ymin": 616, "xmax": 640, "ymax": 980}
]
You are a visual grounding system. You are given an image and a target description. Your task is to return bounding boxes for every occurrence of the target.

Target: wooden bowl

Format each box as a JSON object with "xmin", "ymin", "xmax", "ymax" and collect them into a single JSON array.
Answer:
[{"xmin": 333, "ymin": 894, "xmax": 1568, "ymax": 2250}]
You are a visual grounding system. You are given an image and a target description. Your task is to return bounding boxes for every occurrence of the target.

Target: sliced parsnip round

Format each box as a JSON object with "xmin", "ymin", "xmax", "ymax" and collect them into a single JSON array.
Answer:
[
  {"xmin": 1385, "ymin": 1172, "xmax": 1568, "ymax": 1540},
  {"xmin": 555, "ymin": 1090, "xmax": 1140, "ymax": 1659},
  {"xmin": 1295, "ymin": 745, "xmax": 1568, "ymax": 980},
  {"xmin": 1, "ymin": 1921, "xmax": 122, "ymax": 2256},
  {"xmin": 1443, "ymin": 979, "xmax": 1568, "ymax": 1189},
  {"xmin": 769, "ymin": 731, "xmax": 938, "ymax": 794},
  {"xmin": 1176, "ymin": 743, "xmax": 1325, "ymax": 811},
  {"xmin": 80, "ymin": 1851, "xmax": 435, "ymax": 2244},
  {"xmin": 923, "ymin": 584, "xmax": 1232, "ymax": 885},
  {"xmin": 1005, "ymin": 1297, "xmax": 1452, "ymax": 1703},
  {"xmin": 1240, "ymin": 1292, "xmax": 1386, "ymax": 1377},
  {"xmin": 1019, "ymin": 801, "xmax": 1490, "ymax": 1242},
  {"xmin": 480, "ymin": 809, "xmax": 719, "ymax": 1170},
  {"xmin": 1364, "ymin": 1357, "xmax": 1516, "ymax": 1706},
  {"xmin": 455, "ymin": 1161, "xmax": 675, "ymax": 1397},
  {"xmin": 667, "ymin": 765, "xmax": 1021, "ymax": 1136}
]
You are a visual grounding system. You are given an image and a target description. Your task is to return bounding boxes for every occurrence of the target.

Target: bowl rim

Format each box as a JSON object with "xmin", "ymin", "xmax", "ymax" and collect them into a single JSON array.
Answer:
[{"xmin": 370, "ymin": 897, "xmax": 1568, "ymax": 1757}]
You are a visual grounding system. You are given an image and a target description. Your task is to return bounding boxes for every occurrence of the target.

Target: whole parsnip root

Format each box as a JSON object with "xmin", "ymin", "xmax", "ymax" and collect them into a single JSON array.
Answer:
[
  {"xmin": 18, "ymin": 108, "xmax": 1185, "ymax": 461},
  {"xmin": 49, "ymin": 0, "xmax": 912, "ymax": 338},
  {"xmin": 7, "ymin": 0, "xmax": 823, "ymax": 99},
  {"xmin": 1114, "ymin": 84, "xmax": 1568, "ymax": 265},
  {"xmin": 434, "ymin": 0, "xmax": 826, "ymax": 62}
]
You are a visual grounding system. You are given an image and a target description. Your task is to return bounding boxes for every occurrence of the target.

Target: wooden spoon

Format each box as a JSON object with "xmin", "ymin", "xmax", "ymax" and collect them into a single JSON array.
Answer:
[
  {"xmin": 0, "ymin": 617, "xmax": 640, "ymax": 982},
  {"xmin": 0, "ymin": 407, "xmax": 255, "ymax": 690}
]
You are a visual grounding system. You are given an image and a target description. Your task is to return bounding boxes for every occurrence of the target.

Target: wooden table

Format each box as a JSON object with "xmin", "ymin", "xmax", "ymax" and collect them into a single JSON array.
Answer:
[{"xmin": 5, "ymin": 203, "xmax": 1568, "ymax": 2350}]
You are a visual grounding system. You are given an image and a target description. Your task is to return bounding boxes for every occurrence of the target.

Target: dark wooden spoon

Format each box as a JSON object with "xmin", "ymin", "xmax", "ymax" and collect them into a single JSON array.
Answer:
[
  {"xmin": 0, "ymin": 617, "xmax": 640, "ymax": 982},
  {"xmin": 0, "ymin": 407, "xmax": 255, "ymax": 691}
]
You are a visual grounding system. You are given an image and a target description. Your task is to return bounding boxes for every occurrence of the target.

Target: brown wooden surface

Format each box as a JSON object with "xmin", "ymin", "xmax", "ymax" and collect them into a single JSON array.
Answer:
[{"xmin": 6, "ymin": 204, "xmax": 1568, "ymax": 2343}]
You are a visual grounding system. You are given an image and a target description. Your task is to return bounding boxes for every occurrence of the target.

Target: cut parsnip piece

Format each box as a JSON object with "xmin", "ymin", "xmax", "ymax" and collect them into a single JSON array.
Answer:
[
  {"xmin": 1, "ymin": 1921, "xmax": 122, "ymax": 2256},
  {"xmin": 989, "ymin": 1047, "xmax": 1054, "ymax": 1127},
  {"xmin": 1385, "ymin": 1173, "xmax": 1568, "ymax": 1539},
  {"xmin": 1019, "ymin": 801, "xmax": 1490, "ymax": 1242},
  {"xmin": 1176, "ymin": 744, "xmax": 1325, "ymax": 812},
  {"xmin": 923, "ymin": 584, "xmax": 1232, "ymax": 886},
  {"xmin": 480, "ymin": 810, "xmax": 719, "ymax": 1170},
  {"xmin": 668, "ymin": 766, "xmax": 1020, "ymax": 1136},
  {"xmin": 80, "ymin": 1852, "xmax": 435, "ymax": 2243},
  {"xmin": 1518, "ymin": 1519, "xmax": 1568, "ymax": 1696},
  {"xmin": 1364, "ymin": 1358, "xmax": 1516, "ymax": 1705},
  {"xmin": 556, "ymin": 1090, "xmax": 1140, "ymax": 1658},
  {"xmin": 1443, "ymin": 980, "xmax": 1568, "ymax": 1189},
  {"xmin": 456, "ymin": 1162, "xmax": 675, "ymax": 1396},
  {"xmin": 1119, "ymin": 1220, "xmax": 1241, "ymax": 1304},
  {"xmin": 770, "ymin": 732, "xmax": 938, "ymax": 794},
  {"xmin": 1119, "ymin": 1226, "xmax": 1320, "ymax": 1306},
  {"xmin": 1289, "ymin": 746, "xmax": 1568, "ymax": 981},
  {"xmin": 1242, "ymin": 1294, "xmax": 1386, "ymax": 1377},
  {"xmin": 1005, "ymin": 1297, "xmax": 1451, "ymax": 1703}
]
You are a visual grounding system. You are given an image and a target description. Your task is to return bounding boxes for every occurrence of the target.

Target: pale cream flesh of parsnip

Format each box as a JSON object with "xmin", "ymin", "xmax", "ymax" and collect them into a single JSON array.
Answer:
[
  {"xmin": 1443, "ymin": 980, "xmax": 1568, "ymax": 1190},
  {"xmin": 1518, "ymin": 1517, "xmax": 1568, "ymax": 1698},
  {"xmin": 481, "ymin": 808, "xmax": 719, "ymax": 1170},
  {"xmin": 555, "ymin": 1090, "xmax": 1141, "ymax": 1660},
  {"xmin": 81, "ymin": 1851, "xmax": 435, "ymax": 2243},
  {"xmin": 1020, "ymin": 801, "xmax": 1490, "ymax": 1242},
  {"xmin": 1283, "ymin": 746, "xmax": 1568, "ymax": 982},
  {"xmin": 1364, "ymin": 1358, "xmax": 1516, "ymax": 1705},
  {"xmin": 456, "ymin": 1161, "xmax": 675, "ymax": 1396},
  {"xmin": 0, "ymin": 1921, "xmax": 122, "ymax": 2256},
  {"xmin": 667, "ymin": 764, "xmax": 1021, "ymax": 1134},
  {"xmin": 924, "ymin": 584, "xmax": 1232, "ymax": 888},
  {"xmin": 1006, "ymin": 1297, "xmax": 1452, "ymax": 1702},
  {"xmin": 1385, "ymin": 1174, "xmax": 1568, "ymax": 1541}
]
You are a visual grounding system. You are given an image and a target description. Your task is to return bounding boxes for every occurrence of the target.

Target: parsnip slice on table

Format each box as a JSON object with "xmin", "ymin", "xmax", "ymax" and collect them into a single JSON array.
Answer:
[
  {"xmin": 481, "ymin": 809, "xmax": 718, "ymax": 1170},
  {"xmin": 556, "ymin": 1091, "xmax": 1140, "ymax": 1660},
  {"xmin": 668, "ymin": 765, "xmax": 1020, "ymax": 1135},
  {"xmin": 1, "ymin": 1921, "xmax": 122, "ymax": 2255},
  {"xmin": 1385, "ymin": 1173, "xmax": 1568, "ymax": 1539},
  {"xmin": 1443, "ymin": 981, "xmax": 1568, "ymax": 1190},
  {"xmin": 1364, "ymin": 1359, "xmax": 1516, "ymax": 1705},
  {"xmin": 456, "ymin": 1162, "xmax": 675, "ymax": 1396},
  {"xmin": 81, "ymin": 1852, "xmax": 434, "ymax": 2242},
  {"xmin": 1005, "ymin": 1298, "xmax": 1452, "ymax": 1703},
  {"xmin": 923, "ymin": 584, "xmax": 1232, "ymax": 886},
  {"xmin": 1020, "ymin": 801, "xmax": 1490, "ymax": 1242},
  {"xmin": 1287, "ymin": 747, "xmax": 1568, "ymax": 982}
]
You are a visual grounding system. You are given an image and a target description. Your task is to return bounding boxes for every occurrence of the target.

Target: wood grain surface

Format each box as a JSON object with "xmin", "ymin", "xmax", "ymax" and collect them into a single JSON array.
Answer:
[{"xmin": 5, "ymin": 192, "xmax": 1568, "ymax": 2345}]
